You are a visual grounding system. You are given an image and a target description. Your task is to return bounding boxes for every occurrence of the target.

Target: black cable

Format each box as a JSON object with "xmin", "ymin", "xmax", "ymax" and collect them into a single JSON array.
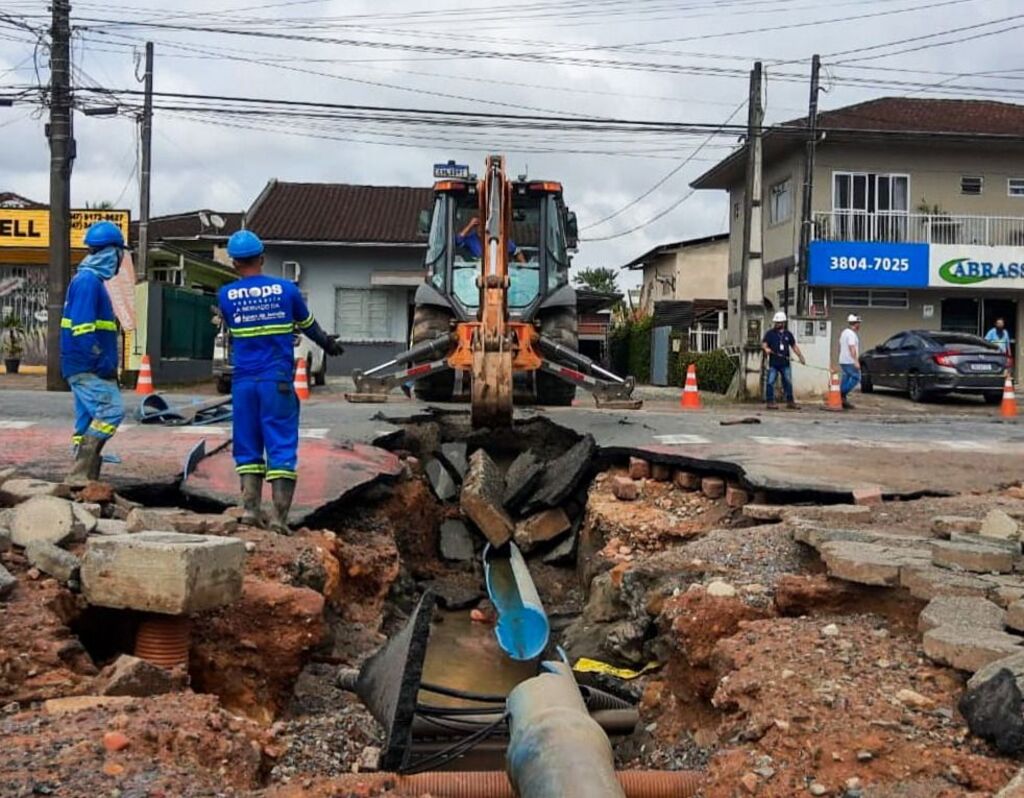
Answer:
[
  {"xmin": 420, "ymin": 682, "xmax": 507, "ymax": 703},
  {"xmin": 400, "ymin": 712, "xmax": 508, "ymax": 775}
]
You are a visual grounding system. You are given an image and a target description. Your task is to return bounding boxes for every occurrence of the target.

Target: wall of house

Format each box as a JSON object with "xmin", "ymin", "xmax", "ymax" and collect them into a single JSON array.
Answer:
[
  {"xmin": 262, "ymin": 244, "xmax": 426, "ymax": 374},
  {"xmin": 676, "ymin": 239, "xmax": 729, "ymax": 301},
  {"xmin": 640, "ymin": 253, "xmax": 677, "ymax": 312}
]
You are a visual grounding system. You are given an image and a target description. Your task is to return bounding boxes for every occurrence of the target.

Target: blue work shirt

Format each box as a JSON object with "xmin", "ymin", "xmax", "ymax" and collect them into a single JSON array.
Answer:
[
  {"xmin": 455, "ymin": 231, "xmax": 518, "ymax": 259},
  {"xmin": 218, "ymin": 275, "xmax": 314, "ymax": 383},
  {"xmin": 762, "ymin": 328, "xmax": 796, "ymax": 370},
  {"xmin": 985, "ymin": 328, "xmax": 1010, "ymax": 353},
  {"xmin": 60, "ymin": 256, "xmax": 119, "ymax": 380}
]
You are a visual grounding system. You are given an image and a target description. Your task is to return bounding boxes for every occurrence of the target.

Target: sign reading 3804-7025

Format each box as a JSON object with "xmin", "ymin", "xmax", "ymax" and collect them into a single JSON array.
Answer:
[
  {"xmin": 929, "ymin": 244, "xmax": 1024, "ymax": 289},
  {"xmin": 808, "ymin": 241, "xmax": 929, "ymax": 287}
]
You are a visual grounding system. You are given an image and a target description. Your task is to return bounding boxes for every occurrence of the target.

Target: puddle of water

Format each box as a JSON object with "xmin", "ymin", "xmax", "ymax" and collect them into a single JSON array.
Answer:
[{"xmin": 419, "ymin": 611, "xmax": 536, "ymax": 708}]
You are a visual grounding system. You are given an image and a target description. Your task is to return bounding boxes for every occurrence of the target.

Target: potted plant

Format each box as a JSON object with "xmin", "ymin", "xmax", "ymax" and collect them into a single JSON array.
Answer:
[{"xmin": 2, "ymin": 315, "xmax": 25, "ymax": 375}]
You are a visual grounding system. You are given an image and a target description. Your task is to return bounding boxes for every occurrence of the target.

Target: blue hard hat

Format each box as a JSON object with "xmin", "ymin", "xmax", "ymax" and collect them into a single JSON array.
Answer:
[
  {"xmin": 83, "ymin": 220, "xmax": 125, "ymax": 249},
  {"xmin": 227, "ymin": 230, "xmax": 264, "ymax": 259}
]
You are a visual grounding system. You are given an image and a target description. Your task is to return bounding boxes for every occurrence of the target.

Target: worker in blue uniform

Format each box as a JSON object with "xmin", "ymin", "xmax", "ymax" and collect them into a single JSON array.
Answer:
[
  {"xmin": 62, "ymin": 220, "xmax": 126, "ymax": 486},
  {"xmin": 218, "ymin": 230, "xmax": 343, "ymax": 533}
]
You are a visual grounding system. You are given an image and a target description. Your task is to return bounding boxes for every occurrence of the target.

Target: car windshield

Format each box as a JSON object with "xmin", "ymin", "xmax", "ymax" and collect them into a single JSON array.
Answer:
[{"xmin": 923, "ymin": 332, "xmax": 998, "ymax": 350}]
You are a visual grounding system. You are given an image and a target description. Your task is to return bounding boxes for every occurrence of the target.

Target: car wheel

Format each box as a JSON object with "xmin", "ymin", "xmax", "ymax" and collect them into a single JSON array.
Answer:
[
  {"xmin": 860, "ymin": 369, "xmax": 874, "ymax": 393},
  {"xmin": 984, "ymin": 392, "xmax": 1002, "ymax": 405},
  {"xmin": 215, "ymin": 375, "xmax": 231, "ymax": 395},
  {"xmin": 908, "ymin": 373, "xmax": 926, "ymax": 403}
]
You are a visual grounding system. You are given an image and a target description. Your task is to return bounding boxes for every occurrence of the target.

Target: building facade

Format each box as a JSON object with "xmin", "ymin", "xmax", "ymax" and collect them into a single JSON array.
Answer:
[{"xmin": 622, "ymin": 233, "xmax": 729, "ymax": 314}]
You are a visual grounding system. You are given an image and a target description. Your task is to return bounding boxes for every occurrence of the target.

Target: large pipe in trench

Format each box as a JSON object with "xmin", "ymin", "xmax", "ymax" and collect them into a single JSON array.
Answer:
[{"xmin": 483, "ymin": 542, "xmax": 549, "ymax": 661}]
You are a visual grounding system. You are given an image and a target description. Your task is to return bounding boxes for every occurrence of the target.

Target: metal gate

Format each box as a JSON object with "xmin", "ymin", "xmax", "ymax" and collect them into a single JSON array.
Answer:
[
  {"xmin": 0, "ymin": 265, "xmax": 48, "ymax": 364},
  {"xmin": 650, "ymin": 324, "xmax": 671, "ymax": 386}
]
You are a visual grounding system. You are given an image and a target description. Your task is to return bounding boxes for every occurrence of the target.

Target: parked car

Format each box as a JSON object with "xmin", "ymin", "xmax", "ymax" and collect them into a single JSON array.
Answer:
[
  {"xmin": 212, "ymin": 325, "xmax": 327, "ymax": 395},
  {"xmin": 859, "ymin": 330, "xmax": 1008, "ymax": 404}
]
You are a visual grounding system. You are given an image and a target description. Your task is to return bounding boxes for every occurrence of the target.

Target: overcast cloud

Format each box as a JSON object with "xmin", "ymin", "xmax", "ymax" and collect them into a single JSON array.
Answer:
[{"xmin": 1, "ymin": 0, "xmax": 1021, "ymax": 288}]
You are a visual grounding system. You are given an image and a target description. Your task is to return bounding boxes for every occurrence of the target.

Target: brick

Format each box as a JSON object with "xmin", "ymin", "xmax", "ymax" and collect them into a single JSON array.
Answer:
[
  {"xmin": 1009, "ymin": 600, "xmax": 1024, "ymax": 633},
  {"xmin": 742, "ymin": 504, "xmax": 785, "ymax": 522},
  {"xmin": 10, "ymin": 496, "xmax": 76, "ymax": 548},
  {"xmin": 923, "ymin": 624, "xmax": 1023, "ymax": 672},
  {"xmin": 673, "ymin": 470, "xmax": 700, "ymax": 490},
  {"xmin": 931, "ymin": 516, "xmax": 982, "ymax": 539},
  {"xmin": 650, "ymin": 463, "xmax": 672, "ymax": 482},
  {"xmin": 81, "ymin": 532, "xmax": 245, "ymax": 615},
  {"xmin": 726, "ymin": 485, "xmax": 750, "ymax": 508},
  {"xmin": 931, "ymin": 540, "xmax": 1016, "ymax": 574},
  {"xmin": 24, "ymin": 541, "xmax": 81, "ymax": 584},
  {"xmin": 514, "ymin": 508, "xmax": 571, "ymax": 553},
  {"xmin": 460, "ymin": 449, "xmax": 514, "ymax": 547},
  {"xmin": 918, "ymin": 595, "xmax": 1006, "ymax": 634},
  {"xmin": 628, "ymin": 457, "xmax": 650, "ymax": 480},
  {"xmin": 701, "ymin": 477, "xmax": 726, "ymax": 499},
  {"xmin": 611, "ymin": 476, "xmax": 638, "ymax": 501},
  {"xmin": 852, "ymin": 486, "xmax": 883, "ymax": 506}
]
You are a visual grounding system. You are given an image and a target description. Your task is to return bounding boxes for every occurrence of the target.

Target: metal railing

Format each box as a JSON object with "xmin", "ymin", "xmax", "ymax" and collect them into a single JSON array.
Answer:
[
  {"xmin": 813, "ymin": 211, "xmax": 1024, "ymax": 247},
  {"xmin": 688, "ymin": 326, "xmax": 721, "ymax": 353}
]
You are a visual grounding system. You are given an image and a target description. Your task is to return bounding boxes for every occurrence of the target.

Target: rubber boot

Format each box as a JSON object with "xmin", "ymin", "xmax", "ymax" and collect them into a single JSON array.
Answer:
[
  {"xmin": 239, "ymin": 474, "xmax": 264, "ymax": 528},
  {"xmin": 66, "ymin": 436, "xmax": 102, "ymax": 487},
  {"xmin": 87, "ymin": 436, "xmax": 108, "ymax": 482},
  {"xmin": 268, "ymin": 478, "xmax": 296, "ymax": 535}
]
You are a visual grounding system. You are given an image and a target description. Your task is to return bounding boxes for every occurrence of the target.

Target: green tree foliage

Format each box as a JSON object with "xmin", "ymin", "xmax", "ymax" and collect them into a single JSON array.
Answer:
[{"xmin": 573, "ymin": 267, "xmax": 620, "ymax": 295}]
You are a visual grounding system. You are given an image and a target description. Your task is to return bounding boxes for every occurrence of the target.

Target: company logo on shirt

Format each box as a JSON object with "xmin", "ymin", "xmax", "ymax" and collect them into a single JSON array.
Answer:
[
  {"xmin": 226, "ymin": 284, "xmax": 284, "ymax": 301},
  {"xmin": 938, "ymin": 257, "xmax": 1024, "ymax": 285}
]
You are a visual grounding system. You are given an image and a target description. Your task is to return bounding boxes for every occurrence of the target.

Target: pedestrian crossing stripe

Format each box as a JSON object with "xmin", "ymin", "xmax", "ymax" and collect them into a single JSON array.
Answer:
[
  {"xmin": 0, "ymin": 420, "xmax": 34, "ymax": 429},
  {"xmin": 653, "ymin": 434, "xmax": 710, "ymax": 445},
  {"xmin": 749, "ymin": 436, "xmax": 807, "ymax": 447}
]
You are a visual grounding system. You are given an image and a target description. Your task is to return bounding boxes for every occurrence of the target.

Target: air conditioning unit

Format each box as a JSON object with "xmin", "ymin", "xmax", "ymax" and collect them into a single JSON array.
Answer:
[{"xmin": 282, "ymin": 261, "xmax": 301, "ymax": 283}]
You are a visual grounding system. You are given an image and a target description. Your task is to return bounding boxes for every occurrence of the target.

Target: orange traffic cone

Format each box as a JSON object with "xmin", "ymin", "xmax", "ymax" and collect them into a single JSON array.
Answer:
[
  {"xmin": 1001, "ymin": 372, "xmax": 1018, "ymax": 418},
  {"xmin": 825, "ymin": 370, "xmax": 843, "ymax": 411},
  {"xmin": 136, "ymin": 354, "xmax": 154, "ymax": 395},
  {"xmin": 294, "ymin": 358, "xmax": 310, "ymax": 401},
  {"xmin": 680, "ymin": 364, "xmax": 701, "ymax": 410}
]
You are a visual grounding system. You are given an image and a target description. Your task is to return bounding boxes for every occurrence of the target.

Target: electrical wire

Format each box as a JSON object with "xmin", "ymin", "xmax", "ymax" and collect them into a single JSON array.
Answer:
[{"xmin": 400, "ymin": 712, "xmax": 508, "ymax": 776}]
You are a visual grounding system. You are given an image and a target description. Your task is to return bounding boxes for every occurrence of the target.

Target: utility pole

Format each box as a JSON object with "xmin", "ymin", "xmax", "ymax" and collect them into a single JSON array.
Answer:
[
  {"xmin": 796, "ymin": 54, "xmax": 821, "ymax": 317},
  {"xmin": 46, "ymin": 0, "xmax": 73, "ymax": 391},
  {"xmin": 137, "ymin": 41, "xmax": 154, "ymax": 279},
  {"xmin": 737, "ymin": 61, "xmax": 764, "ymax": 398}
]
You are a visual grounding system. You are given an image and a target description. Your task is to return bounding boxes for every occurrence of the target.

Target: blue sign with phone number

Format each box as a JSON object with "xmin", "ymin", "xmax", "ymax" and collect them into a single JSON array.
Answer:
[{"xmin": 808, "ymin": 241, "xmax": 929, "ymax": 288}]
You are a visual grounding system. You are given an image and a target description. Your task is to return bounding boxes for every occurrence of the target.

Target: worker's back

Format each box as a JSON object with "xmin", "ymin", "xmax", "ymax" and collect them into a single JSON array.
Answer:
[{"xmin": 218, "ymin": 275, "xmax": 306, "ymax": 383}]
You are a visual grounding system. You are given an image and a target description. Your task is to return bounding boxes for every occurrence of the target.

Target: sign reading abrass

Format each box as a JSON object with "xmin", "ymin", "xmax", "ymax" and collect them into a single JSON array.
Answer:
[
  {"xmin": 0, "ymin": 208, "xmax": 130, "ymax": 249},
  {"xmin": 930, "ymin": 244, "xmax": 1024, "ymax": 289}
]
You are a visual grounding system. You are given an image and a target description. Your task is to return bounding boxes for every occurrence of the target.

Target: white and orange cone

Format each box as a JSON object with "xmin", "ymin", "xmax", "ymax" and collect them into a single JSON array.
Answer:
[
  {"xmin": 1002, "ymin": 372, "xmax": 1018, "ymax": 418},
  {"xmin": 136, "ymin": 354, "xmax": 154, "ymax": 395},
  {"xmin": 680, "ymin": 364, "xmax": 701, "ymax": 410},
  {"xmin": 825, "ymin": 370, "xmax": 843, "ymax": 411},
  {"xmin": 294, "ymin": 358, "xmax": 310, "ymax": 401}
]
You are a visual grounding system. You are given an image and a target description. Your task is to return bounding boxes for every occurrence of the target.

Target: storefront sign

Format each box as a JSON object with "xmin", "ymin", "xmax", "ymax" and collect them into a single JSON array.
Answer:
[
  {"xmin": 929, "ymin": 244, "xmax": 1024, "ymax": 289},
  {"xmin": 808, "ymin": 241, "xmax": 929, "ymax": 287},
  {"xmin": 0, "ymin": 209, "xmax": 130, "ymax": 249}
]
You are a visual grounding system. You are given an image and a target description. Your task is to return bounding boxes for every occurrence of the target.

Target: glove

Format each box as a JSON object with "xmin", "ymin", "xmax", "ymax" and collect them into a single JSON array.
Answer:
[{"xmin": 325, "ymin": 336, "xmax": 344, "ymax": 357}]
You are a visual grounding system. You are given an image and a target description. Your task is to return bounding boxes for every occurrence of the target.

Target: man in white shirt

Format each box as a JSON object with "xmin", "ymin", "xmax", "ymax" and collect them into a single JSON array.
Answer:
[{"xmin": 838, "ymin": 314, "xmax": 862, "ymax": 410}]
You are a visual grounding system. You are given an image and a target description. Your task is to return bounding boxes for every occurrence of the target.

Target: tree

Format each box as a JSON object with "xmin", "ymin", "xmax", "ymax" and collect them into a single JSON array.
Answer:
[{"xmin": 573, "ymin": 267, "xmax": 620, "ymax": 295}]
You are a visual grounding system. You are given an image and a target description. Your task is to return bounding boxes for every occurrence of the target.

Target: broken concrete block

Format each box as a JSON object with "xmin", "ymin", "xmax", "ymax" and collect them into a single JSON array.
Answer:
[
  {"xmin": 424, "ymin": 459, "xmax": 459, "ymax": 503},
  {"xmin": 701, "ymin": 477, "xmax": 725, "ymax": 499},
  {"xmin": 932, "ymin": 540, "xmax": 1017, "ymax": 574},
  {"xmin": 627, "ymin": 457, "xmax": 650, "ymax": 480},
  {"xmin": 650, "ymin": 463, "xmax": 671, "ymax": 482},
  {"xmin": 461, "ymin": 449, "xmax": 514, "ymax": 547},
  {"xmin": 437, "ymin": 442, "xmax": 469, "ymax": 481},
  {"xmin": 24, "ymin": 541, "xmax": 81, "ymax": 584},
  {"xmin": 1009, "ymin": 600, "xmax": 1024, "ymax": 633},
  {"xmin": 742, "ymin": 504, "xmax": 785, "ymax": 522},
  {"xmin": 673, "ymin": 470, "xmax": 700, "ymax": 490},
  {"xmin": 543, "ymin": 530, "xmax": 578, "ymax": 564},
  {"xmin": 125, "ymin": 507, "xmax": 179, "ymax": 534},
  {"xmin": 900, "ymin": 564, "xmax": 996, "ymax": 601},
  {"xmin": 11, "ymin": 496, "xmax": 76, "ymax": 548},
  {"xmin": 520, "ymin": 435, "xmax": 596, "ymax": 514},
  {"xmin": 725, "ymin": 485, "xmax": 750, "ymax": 508},
  {"xmin": 81, "ymin": 532, "xmax": 246, "ymax": 615},
  {"xmin": 819, "ymin": 540, "xmax": 931, "ymax": 587},
  {"xmin": 71, "ymin": 504, "xmax": 98, "ymax": 538},
  {"xmin": 852, "ymin": 486, "xmax": 883, "ymax": 506},
  {"xmin": 981, "ymin": 509, "xmax": 1019, "ymax": 541},
  {"xmin": 439, "ymin": 519, "xmax": 475, "ymax": 562},
  {"xmin": 931, "ymin": 516, "xmax": 982, "ymax": 539},
  {"xmin": 923, "ymin": 624, "xmax": 1023, "ymax": 672},
  {"xmin": 969, "ymin": 651, "xmax": 1024, "ymax": 693},
  {"xmin": 918, "ymin": 595, "xmax": 1006, "ymax": 634},
  {"xmin": 611, "ymin": 476, "xmax": 638, "ymax": 501},
  {"xmin": 100, "ymin": 655, "xmax": 184, "ymax": 697},
  {"xmin": 0, "ymin": 563, "xmax": 16, "ymax": 598},
  {"xmin": 0, "ymin": 478, "xmax": 66, "ymax": 505},
  {"xmin": 94, "ymin": 518, "xmax": 129, "ymax": 536},
  {"xmin": 504, "ymin": 451, "xmax": 543, "ymax": 511},
  {"xmin": 950, "ymin": 531, "xmax": 1022, "ymax": 555},
  {"xmin": 514, "ymin": 508, "xmax": 571, "ymax": 553},
  {"xmin": 959, "ymin": 668, "xmax": 1024, "ymax": 755}
]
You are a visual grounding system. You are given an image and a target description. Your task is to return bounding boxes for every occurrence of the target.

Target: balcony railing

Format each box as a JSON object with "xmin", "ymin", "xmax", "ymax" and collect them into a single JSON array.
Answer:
[{"xmin": 813, "ymin": 211, "xmax": 1024, "ymax": 248}]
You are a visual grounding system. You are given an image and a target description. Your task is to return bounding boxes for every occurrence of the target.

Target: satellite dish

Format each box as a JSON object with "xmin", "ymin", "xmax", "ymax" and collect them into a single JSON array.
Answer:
[
  {"xmin": 209, "ymin": 214, "xmax": 226, "ymax": 230},
  {"xmin": 198, "ymin": 211, "xmax": 210, "ymax": 228}
]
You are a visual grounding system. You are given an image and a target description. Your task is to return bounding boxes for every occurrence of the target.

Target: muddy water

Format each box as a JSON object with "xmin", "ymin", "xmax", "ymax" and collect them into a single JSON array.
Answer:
[{"xmin": 419, "ymin": 611, "xmax": 536, "ymax": 709}]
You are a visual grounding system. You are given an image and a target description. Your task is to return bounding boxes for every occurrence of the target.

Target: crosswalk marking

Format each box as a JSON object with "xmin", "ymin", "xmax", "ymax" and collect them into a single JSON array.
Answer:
[
  {"xmin": 300, "ymin": 428, "xmax": 329, "ymax": 439},
  {"xmin": 0, "ymin": 420, "xmax": 35, "ymax": 429},
  {"xmin": 172, "ymin": 426, "xmax": 228, "ymax": 435},
  {"xmin": 750, "ymin": 436, "xmax": 807, "ymax": 447},
  {"xmin": 653, "ymin": 433, "xmax": 710, "ymax": 445},
  {"xmin": 934, "ymin": 440, "xmax": 992, "ymax": 451}
]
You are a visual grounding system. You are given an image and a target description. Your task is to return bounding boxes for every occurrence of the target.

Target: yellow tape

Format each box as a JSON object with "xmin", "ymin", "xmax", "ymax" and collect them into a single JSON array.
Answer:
[{"xmin": 572, "ymin": 657, "xmax": 660, "ymax": 680}]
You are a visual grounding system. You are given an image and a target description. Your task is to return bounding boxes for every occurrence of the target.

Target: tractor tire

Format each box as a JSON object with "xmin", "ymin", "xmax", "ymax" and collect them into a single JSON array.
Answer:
[
  {"xmin": 411, "ymin": 305, "xmax": 455, "ymax": 402},
  {"xmin": 535, "ymin": 307, "xmax": 578, "ymax": 407}
]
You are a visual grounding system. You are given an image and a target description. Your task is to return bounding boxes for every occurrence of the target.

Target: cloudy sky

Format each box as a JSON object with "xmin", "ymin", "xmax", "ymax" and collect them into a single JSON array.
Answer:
[{"xmin": 1, "ymin": 0, "xmax": 1021, "ymax": 288}]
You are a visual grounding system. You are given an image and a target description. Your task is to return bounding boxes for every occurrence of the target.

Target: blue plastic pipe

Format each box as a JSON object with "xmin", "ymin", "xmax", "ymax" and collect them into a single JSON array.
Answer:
[{"xmin": 483, "ymin": 542, "xmax": 549, "ymax": 661}]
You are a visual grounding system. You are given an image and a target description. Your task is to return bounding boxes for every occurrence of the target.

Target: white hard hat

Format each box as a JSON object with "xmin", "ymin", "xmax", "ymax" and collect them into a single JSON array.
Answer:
[
  {"xmin": 847, "ymin": 314, "xmax": 862, "ymax": 323},
  {"xmin": 772, "ymin": 311, "xmax": 787, "ymax": 323}
]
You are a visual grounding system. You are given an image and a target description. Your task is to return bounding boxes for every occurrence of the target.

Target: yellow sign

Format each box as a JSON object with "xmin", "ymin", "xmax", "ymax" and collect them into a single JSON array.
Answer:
[{"xmin": 0, "ymin": 208, "xmax": 130, "ymax": 249}]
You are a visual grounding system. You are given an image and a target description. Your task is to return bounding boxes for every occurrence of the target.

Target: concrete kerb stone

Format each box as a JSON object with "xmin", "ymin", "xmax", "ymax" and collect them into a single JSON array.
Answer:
[
  {"xmin": 93, "ymin": 518, "xmax": 129, "ymax": 536},
  {"xmin": 818, "ymin": 540, "xmax": 932, "ymax": 587},
  {"xmin": 25, "ymin": 541, "xmax": 81, "ymax": 584},
  {"xmin": 782, "ymin": 504, "xmax": 873, "ymax": 523},
  {"xmin": 931, "ymin": 540, "xmax": 1017, "ymax": 574},
  {"xmin": 923, "ymin": 624, "xmax": 1024, "ymax": 672},
  {"xmin": 81, "ymin": 531, "xmax": 246, "ymax": 615},
  {"xmin": 460, "ymin": 449, "xmax": 514, "ymax": 547},
  {"xmin": 11, "ymin": 496, "xmax": 76, "ymax": 548},
  {"xmin": 918, "ymin": 595, "xmax": 1007, "ymax": 634},
  {"xmin": 124, "ymin": 507, "xmax": 179, "ymax": 534}
]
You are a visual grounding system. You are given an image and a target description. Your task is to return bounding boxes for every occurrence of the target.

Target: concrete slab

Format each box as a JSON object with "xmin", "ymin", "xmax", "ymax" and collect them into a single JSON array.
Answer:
[
  {"xmin": 182, "ymin": 439, "xmax": 402, "ymax": 527},
  {"xmin": 520, "ymin": 434, "xmax": 596, "ymax": 514},
  {"xmin": 931, "ymin": 540, "xmax": 1017, "ymax": 574},
  {"xmin": 981, "ymin": 509, "xmax": 1020, "ymax": 541},
  {"xmin": 461, "ymin": 449, "xmax": 514, "ymax": 547},
  {"xmin": 503, "ymin": 451, "xmax": 543, "ymax": 512},
  {"xmin": 901, "ymin": 564, "xmax": 999, "ymax": 601},
  {"xmin": 436, "ymin": 442, "xmax": 469, "ymax": 482},
  {"xmin": 918, "ymin": 595, "xmax": 1006, "ymax": 634},
  {"xmin": 81, "ymin": 531, "xmax": 246, "ymax": 615},
  {"xmin": 819, "ymin": 540, "xmax": 931, "ymax": 587},
  {"xmin": 0, "ymin": 478, "xmax": 67, "ymax": 505},
  {"xmin": 10, "ymin": 496, "xmax": 76, "ymax": 548},
  {"xmin": 950, "ymin": 531, "xmax": 1022, "ymax": 555},
  {"xmin": 24, "ymin": 541, "xmax": 81, "ymax": 583},
  {"xmin": 514, "ymin": 508, "xmax": 571, "ymax": 553},
  {"xmin": 923, "ymin": 624, "xmax": 1024, "ymax": 672},
  {"xmin": 438, "ymin": 519, "xmax": 475, "ymax": 562}
]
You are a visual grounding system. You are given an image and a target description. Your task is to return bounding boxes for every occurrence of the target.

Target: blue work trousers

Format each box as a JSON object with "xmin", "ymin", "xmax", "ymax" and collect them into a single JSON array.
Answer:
[
  {"xmin": 840, "ymin": 363, "xmax": 861, "ymax": 398},
  {"xmin": 765, "ymin": 365, "xmax": 794, "ymax": 403},
  {"xmin": 68, "ymin": 372, "xmax": 124, "ymax": 444},
  {"xmin": 232, "ymin": 379, "xmax": 300, "ymax": 481}
]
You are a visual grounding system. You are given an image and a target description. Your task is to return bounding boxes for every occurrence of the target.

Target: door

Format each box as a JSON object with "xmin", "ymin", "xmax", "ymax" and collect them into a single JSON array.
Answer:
[
  {"xmin": 870, "ymin": 333, "xmax": 904, "ymax": 388},
  {"xmin": 650, "ymin": 325, "xmax": 671, "ymax": 386},
  {"xmin": 833, "ymin": 173, "xmax": 869, "ymax": 240},
  {"xmin": 875, "ymin": 174, "xmax": 909, "ymax": 242},
  {"xmin": 941, "ymin": 297, "xmax": 980, "ymax": 335}
]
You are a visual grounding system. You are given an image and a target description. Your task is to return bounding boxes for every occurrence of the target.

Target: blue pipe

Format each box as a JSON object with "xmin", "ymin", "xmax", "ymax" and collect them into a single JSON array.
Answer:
[{"xmin": 483, "ymin": 542, "xmax": 549, "ymax": 661}]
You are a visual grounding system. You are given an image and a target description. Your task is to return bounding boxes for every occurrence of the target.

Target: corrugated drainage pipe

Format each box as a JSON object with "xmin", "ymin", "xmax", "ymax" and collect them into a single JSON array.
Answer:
[{"xmin": 313, "ymin": 770, "xmax": 702, "ymax": 797}]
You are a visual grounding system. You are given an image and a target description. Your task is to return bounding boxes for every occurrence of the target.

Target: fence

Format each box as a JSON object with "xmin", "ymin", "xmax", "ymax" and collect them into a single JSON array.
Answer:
[
  {"xmin": 160, "ymin": 284, "xmax": 217, "ymax": 360},
  {"xmin": 814, "ymin": 211, "xmax": 1024, "ymax": 248},
  {"xmin": 0, "ymin": 266, "xmax": 48, "ymax": 364},
  {"xmin": 688, "ymin": 326, "xmax": 721, "ymax": 353}
]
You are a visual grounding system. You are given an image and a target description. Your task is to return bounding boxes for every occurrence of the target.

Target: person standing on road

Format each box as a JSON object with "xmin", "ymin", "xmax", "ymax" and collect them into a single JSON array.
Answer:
[
  {"xmin": 761, "ymin": 311, "xmax": 805, "ymax": 409},
  {"xmin": 985, "ymin": 318, "xmax": 1012, "ymax": 359},
  {"xmin": 218, "ymin": 230, "xmax": 343, "ymax": 533},
  {"xmin": 62, "ymin": 221, "xmax": 126, "ymax": 486},
  {"xmin": 838, "ymin": 314, "xmax": 862, "ymax": 410}
]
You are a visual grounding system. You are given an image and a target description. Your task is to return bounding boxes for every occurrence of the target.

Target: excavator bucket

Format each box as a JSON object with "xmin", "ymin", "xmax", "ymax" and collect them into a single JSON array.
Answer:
[{"xmin": 471, "ymin": 348, "xmax": 513, "ymax": 428}]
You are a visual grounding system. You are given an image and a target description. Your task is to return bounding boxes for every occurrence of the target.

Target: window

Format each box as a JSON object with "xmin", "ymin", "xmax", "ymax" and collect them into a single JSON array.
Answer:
[
  {"xmin": 334, "ymin": 287, "xmax": 394, "ymax": 341},
  {"xmin": 961, "ymin": 176, "xmax": 983, "ymax": 195},
  {"xmin": 281, "ymin": 261, "xmax": 301, "ymax": 282},
  {"xmin": 831, "ymin": 172, "xmax": 909, "ymax": 241},
  {"xmin": 832, "ymin": 288, "xmax": 908, "ymax": 309},
  {"xmin": 777, "ymin": 287, "xmax": 795, "ymax": 308},
  {"xmin": 768, "ymin": 178, "xmax": 792, "ymax": 225},
  {"xmin": 1009, "ymin": 178, "xmax": 1024, "ymax": 197}
]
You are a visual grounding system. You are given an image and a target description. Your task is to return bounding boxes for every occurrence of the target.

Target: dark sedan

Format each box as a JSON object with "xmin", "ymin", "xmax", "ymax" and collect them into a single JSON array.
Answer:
[{"xmin": 860, "ymin": 330, "xmax": 1008, "ymax": 403}]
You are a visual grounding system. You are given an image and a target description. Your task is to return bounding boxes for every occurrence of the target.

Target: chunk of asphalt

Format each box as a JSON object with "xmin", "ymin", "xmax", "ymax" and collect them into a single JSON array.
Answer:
[
  {"xmin": 0, "ymin": 563, "xmax": 16, "ymax": 599},
  {"xmin": 436, "ymin": 442, "xmax": 470, "ymax": 482},
  {"xmin": 460, "ymin": 449, "xmax": 514, "ymax": 547},
  {"xmin": 514, "ymin": 508, "xmax": 571, "ymax": 554},
  {"xmin": 424, "ymin": 458, "xmax": 459, "ymax": 503},
  {"xmin": 503, "ymin": 451, "xmax": 543, "ymax": 512},
  {"xmin": 439, "ymin": 519, "xmax": 475, "ymax": 562},
  {"xmin": 519, "ymin": 434, "xmax": 597, "ymax": 515},
  {"xmin": 25, "ymin": 541, "xmax": 81, "ymax": 584},
  {"xmin": 958, "ymin": 668, "xmax": 1024, "ymax": 754},
  {"xmin": 542, "ymin": 530, "xmax": 579, "ymax": 565}
]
